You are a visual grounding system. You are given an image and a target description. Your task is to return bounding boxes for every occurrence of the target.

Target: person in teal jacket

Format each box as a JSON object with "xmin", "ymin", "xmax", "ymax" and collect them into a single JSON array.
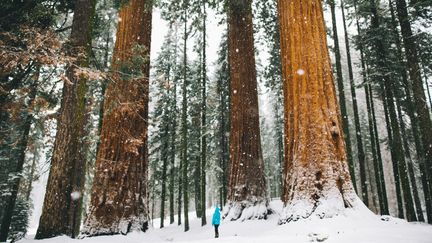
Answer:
[{"xmin": 212, "ymin": 207, "xmax": 221, "ymax": 238}]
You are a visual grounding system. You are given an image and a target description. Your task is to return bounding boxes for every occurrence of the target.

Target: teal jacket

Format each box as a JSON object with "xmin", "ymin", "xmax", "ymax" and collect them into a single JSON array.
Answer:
[{"xmin": 212, "ymin": 207, "xmax": 221, "ymax": 226}]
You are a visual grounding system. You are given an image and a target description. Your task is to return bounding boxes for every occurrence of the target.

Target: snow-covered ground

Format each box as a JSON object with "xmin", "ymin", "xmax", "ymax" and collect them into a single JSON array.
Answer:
[{"xmin": 20, "ymin": 200, "xmax": 432, "ymax": 243}]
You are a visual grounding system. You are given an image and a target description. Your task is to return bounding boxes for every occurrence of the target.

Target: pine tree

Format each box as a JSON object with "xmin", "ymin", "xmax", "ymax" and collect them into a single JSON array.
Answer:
[
  {"xmin": 0, "ymin": 75, "xmax": 38, "ymax": 242},
  {"xmin": 394, "ymin": 0, "xmax": 432, "ymax": 223},
  {"xmin": 349, "ymin": 0, "xmax": 389, "ymax": 215},
  {"xmin": 328, "ymin": 0, "xmax": 359, "ymax": 195},
  {"xmin": 214, "ymin": 30, "xmax": 230, "ymax": 208}
]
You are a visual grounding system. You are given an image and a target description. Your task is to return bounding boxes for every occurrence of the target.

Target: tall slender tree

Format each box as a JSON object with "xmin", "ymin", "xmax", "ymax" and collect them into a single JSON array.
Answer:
[
  {"xmin": 328, "ymin": 0, "xmax": 358, "ymax": 195},
  {"xmin": 200, "ymin": 0, "xmax": 208, "ymax": 226},
  {"xmin": 394, "ymin": 0, "xmax": 432, "ymax": 222},
  {"xmin": 0, "ymin": 75, "xmax": 38, "ymax": 242},
  {"xmin": 181, "ymin": 0, "xmax": 190, "ymax": 231},
  {"xmin": 81, "ymin": 0, "xmax": 153, "ymax": 236}
]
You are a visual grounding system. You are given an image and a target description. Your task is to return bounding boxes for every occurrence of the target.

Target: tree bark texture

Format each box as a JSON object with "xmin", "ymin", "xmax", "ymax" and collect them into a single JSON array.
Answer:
[
  {"xmin": 224, "ymin": 0, "xmax": 268, "ymax": 221},
  {"xmin": 35, "ymin": 0, "xmax": 95, "ymax": 239},
  {"xmin": 277, "ymin": 0, "xmax": 359, "ymax": 223},
  {"xmin": 81, "ymin": 0, "xmax": 152, "ymax": 236}
]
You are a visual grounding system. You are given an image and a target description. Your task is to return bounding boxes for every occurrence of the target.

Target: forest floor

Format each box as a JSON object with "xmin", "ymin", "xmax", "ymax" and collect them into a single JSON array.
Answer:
[{"xmin": 20, "ymin": 200, "xmax": 432, "ymax": 243}]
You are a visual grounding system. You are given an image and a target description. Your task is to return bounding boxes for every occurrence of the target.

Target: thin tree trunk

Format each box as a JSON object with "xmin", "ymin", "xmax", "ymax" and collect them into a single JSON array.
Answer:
[
  {"xmin": 278, "ymin": 0, "xmax": 358, "ymax": 223},
  {"xmin": 0, "ymin": 77, "xmax": 37, "ymax": 242},
  {"xmin": 388, "ymin": 0, "xmax": 431, "ymax": 222},
  {"xmin": 395, "ymin": 94, "xmax": 424, "ymax": 222},
  {"xmin": 169, "ymin": 80, "xmax": 177, "ymax": 225},
  {"xmin": 368, "ymin": 0, "xmax": 416, "ymax": 221},
  {"xmin": 225, "ymin": 0, "xmax": 268, "ymax": 220},
  {"xmin": 329, "ymin": 0, "xmax": 358, "ymax": 194},
  {"xmin": 35, "ymin": 0, "xmax": 95, "ymax": 239},
  {"xmin": 81, "ymin": 0, "xmax": 153, "ymax": 236},
  {"xmin": 351, "ymin": 0, "xmax": 389, "ymax": 214},
  {"xmin": 200, "ymin": 0, "xmax": 207, "ymax": 226},
  {"xmin": 341, "ymin": 0, "xmax": 369, "ymax": 204},
  {"xmin": 181, "ymin": 1, "xmax": 189, "ymax": 231},
  {"xmin": 395, "ymin": 0, "xmax": 432, "ymax": 223},
  {"xmin": 160, "ymin": 124, "xmax": 169, "ymax": 228},
  {"xmin": 381, "ymin": 83, "xmax": 404, "ymax": 218}
]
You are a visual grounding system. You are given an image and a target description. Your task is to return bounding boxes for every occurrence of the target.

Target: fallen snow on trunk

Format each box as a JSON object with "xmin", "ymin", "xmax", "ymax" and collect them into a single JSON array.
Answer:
[{"xmin": 20, "ymin": 200, "xmax": 432, "ymax": 243}]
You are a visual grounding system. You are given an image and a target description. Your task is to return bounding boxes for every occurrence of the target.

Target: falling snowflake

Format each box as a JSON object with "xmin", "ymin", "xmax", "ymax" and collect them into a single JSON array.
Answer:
[
  {"xmin": 297, "ymin": 69, "xmax": 305, "ymax": 75},
  {"xmin": 71, "ymin": 191, "xmax": 81, "ymax": 201}
]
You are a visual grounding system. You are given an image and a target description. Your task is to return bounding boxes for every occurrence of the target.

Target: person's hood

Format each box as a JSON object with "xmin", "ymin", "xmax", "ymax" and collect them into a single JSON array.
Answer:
[{"xmin": 215, "ymin": 207, "xmax": 220, "ymax": 213}]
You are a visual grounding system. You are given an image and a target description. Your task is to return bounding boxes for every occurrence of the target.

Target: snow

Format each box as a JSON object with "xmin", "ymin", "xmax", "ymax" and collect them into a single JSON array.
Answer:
[
  {"xmin": 70, "ymin": 191, "xmax": 81, "ymax": 201},
  {"xmin": 297, "ymin": 69, "xmax": 305, "ymax": 75},
  {"xmin": 18, "ymin": 200, "xmax": 432, "ymax": 243}
]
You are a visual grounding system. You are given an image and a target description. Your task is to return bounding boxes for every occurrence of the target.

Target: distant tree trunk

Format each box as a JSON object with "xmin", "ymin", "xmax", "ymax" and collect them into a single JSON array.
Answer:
[
  {"xmin": 329, "ymin": 0, "xmax": 358, "ymax": 195},
  {"xmin": 394, "ymin": 0, "xmax": 432, "ymax": 223},
  {"xmin": 351, "ymin": 0, "xmax": 389, "ymax": 214},
  {"xmin": 169, "ymin": 81, "xmax": 177, "ymax": 225},
  {"xmin": 388, "ymin": 0, "xmax": 425, "ymax": 222},
  {"xmin": 81, "ymin": 0, "xmax": 152, "ymax": 236},
  {"xmin": 395, "ymin": 95, "xmax": 424, "ymax": 222},
  {"xmin": 194, "ymin": 115, "xmax": 202, "ymax": 218},
  {"xmin": 381, "ymin": 84, "xmax": 404, "ymax": 218},
  {"xmin": 181, "ymin": 1, "xmax": 190, "ymax": 231},
  {"xmin": 341, "ymin": 0, "xmax": 369, "ymax": 204},
  {"xmin": 277, "ymin": 0, "xmax": 359, "ymax": 223},
  {"xmin": 0, "ymin": 77, "xmax": 37, "ymax": 242},
  {"xmin": 216, "ymin": 33, "xmax": 230, "ymax": 210},
  {"xmin": 368, "ymin": 0, "xmax": 416, "ymax": 221},
  {"xmin": 160, "ymin": 123, "xmax": 169, "ymax": 228},
  {"xmin": 35, "ymin": 0, "xmax": 95, "ymax": 239},
  {"xmin": 224, "ymin": 0, "xmax": 268, "ymax": 220},
  {"xmin": 200, "ymin": 0, "xmax": 208, "ymax": 226}
]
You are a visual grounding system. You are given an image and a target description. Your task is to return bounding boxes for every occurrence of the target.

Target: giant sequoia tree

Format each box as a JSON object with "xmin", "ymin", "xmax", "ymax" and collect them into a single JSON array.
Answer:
[
  {"xmin": 81, "ymin": 0, "xmax": 152, "ymax": 236},
  {"xmin": 277, "ymin": 0, "xmax": 359, "ymax": 223},
  {"xmin": 35, "ymin": 0, "xmax": 96, "ymax": 239},
  {"xmin": 224, "ymin": 0, "xmax": 268, "ymax": 220}
]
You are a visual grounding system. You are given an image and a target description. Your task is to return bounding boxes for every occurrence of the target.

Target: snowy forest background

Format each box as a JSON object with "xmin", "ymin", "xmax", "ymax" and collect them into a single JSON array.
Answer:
[{"xmin": 0, "ymin": 0, "xmax": 432, "ymax": 242}]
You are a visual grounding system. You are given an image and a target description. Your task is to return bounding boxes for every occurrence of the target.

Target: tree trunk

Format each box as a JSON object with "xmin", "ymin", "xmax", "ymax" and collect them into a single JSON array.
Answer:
[
  {"xmin": 368, "ymin": 0, "xmax": 416, "ymax": 221},
  {"xmin": 395, "ymin": 94, "xmax": 424, "ymax": 222},
  {"xmin": 35, "ymin": 0, "xmax": 95, "ymax": 239},
  {"xmin": 394, "ymin": 0, "xmax": 432, "ymax": 223},
  {"xmin": 169, "ymin": 80, "xmax": 177, "ymax": 225},
  {"xmin": 388, "ymin": 0, "xmax": 431, "ymax": 222},
  {"xmin": 224, "ymin": 0, "xmax": 268, "ymax": 220},
  {"xmin": 81, "ymin": 0, "xmax": 152, "ymax": 236},
  {"xmin": 341, "ymin": 0, "xmax": 369, "ymax": 204},
  {"xmin": 277, "ymin": 0, "xmax": 359, "ymax": 223},
  {"xmin": 181, "ymin": 2, "xmax": 189, "ymax": 231},
  {"xmin": 329, "ymin": 0, "xmax": 358, "ymax": 194},
  {"xmin": 351, "ymin": 0, "xmax": 389, "ymax": 214},
  {"xmin": 0, "ymin": 77, "xmax": 37, "ymax": 242},
  {"xmin": 200, "ymin": 0, "xmax": 207, "ymax": 226},
  {"xmin": 160, "ymin": 123, "xmax": 169, "ymax": 228}
]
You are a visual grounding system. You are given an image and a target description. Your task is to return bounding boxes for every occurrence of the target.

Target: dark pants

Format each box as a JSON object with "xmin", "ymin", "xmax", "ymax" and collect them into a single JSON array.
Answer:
[{"xmin": 214, "ymin": 224, "xmax": 219, "ymax": 238}]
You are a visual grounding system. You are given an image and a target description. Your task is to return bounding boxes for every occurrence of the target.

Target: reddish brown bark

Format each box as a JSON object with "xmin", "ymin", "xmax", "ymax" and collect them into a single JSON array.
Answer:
[
  {"xmin": 277, "ymin": 0, "xmax": 358, "ymax": 223},
  {"xmin": 35, "ymin": 0, "xmax": 95, "ymax": 239},
  {"xmin": 224, "ymin": 0, "xmax": 268, "ymax": 220},
  {"xmin": 82, "ymin": 0, "xmax": 152, "ymax": 236}
]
